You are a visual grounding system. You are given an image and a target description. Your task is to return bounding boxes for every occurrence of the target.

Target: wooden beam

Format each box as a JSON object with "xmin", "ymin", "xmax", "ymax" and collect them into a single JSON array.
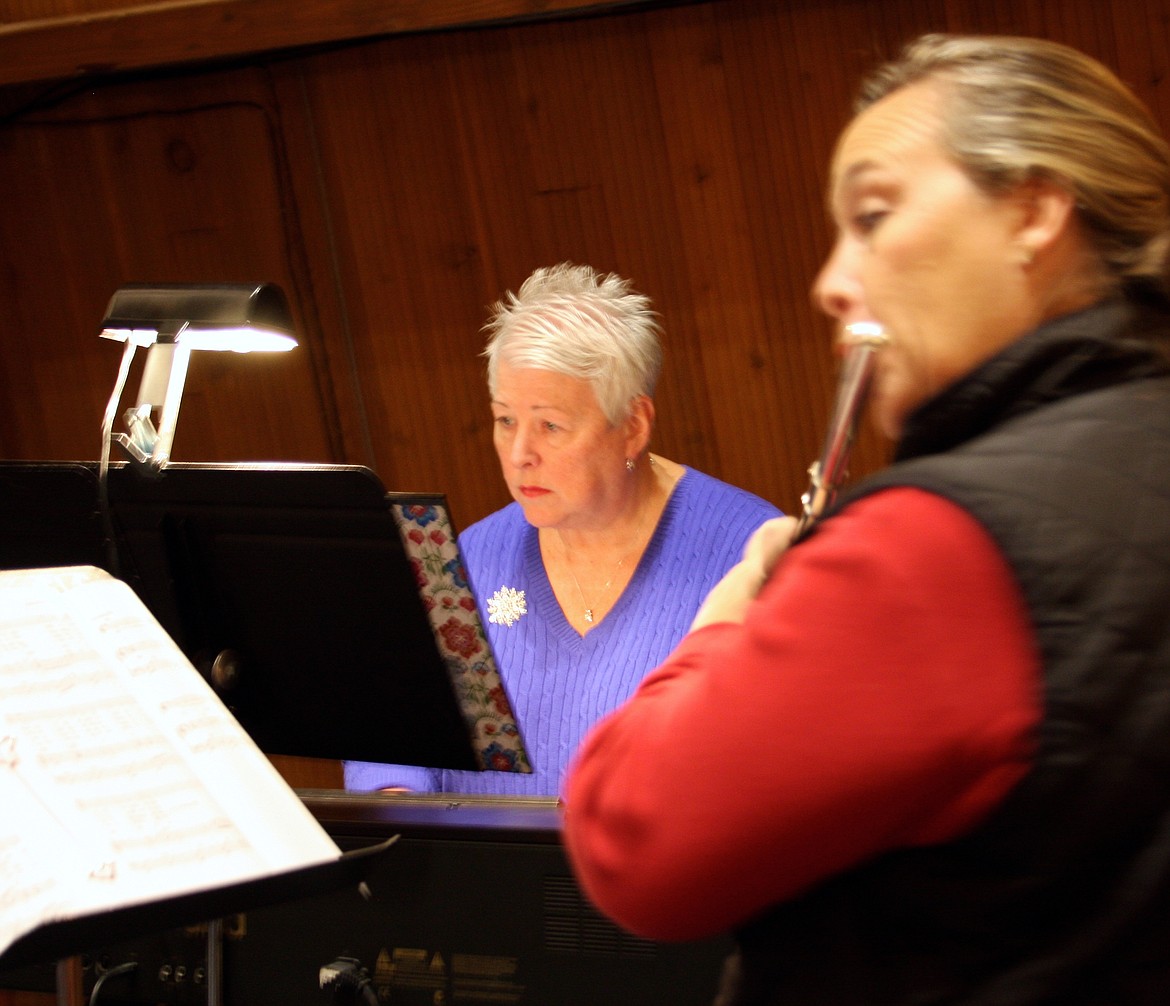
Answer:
[{"xmin": 0, "ymin": 0, "xmax": 643, "ymax": 87}]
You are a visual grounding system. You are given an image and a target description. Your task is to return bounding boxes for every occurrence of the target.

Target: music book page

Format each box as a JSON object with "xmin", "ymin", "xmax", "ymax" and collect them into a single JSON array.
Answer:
[{"xmin": 0, "ymin": 565, "xmax": 340, "ymax": 960}]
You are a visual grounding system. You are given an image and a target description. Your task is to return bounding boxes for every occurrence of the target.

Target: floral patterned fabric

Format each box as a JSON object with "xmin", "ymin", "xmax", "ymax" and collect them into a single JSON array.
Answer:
[{"xmin": 393, "ymin": 498, "xmax": 531, "ymax": 774}]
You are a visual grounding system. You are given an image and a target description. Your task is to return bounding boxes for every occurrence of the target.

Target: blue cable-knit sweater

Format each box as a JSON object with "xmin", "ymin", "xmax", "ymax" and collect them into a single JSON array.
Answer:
[{"xmin": 344, "ymin": 467, "xmax": 780, "ymax": 796}]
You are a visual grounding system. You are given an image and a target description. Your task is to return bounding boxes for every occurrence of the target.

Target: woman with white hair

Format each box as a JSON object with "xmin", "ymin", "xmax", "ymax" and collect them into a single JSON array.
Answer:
[{"xmin": 346, "ymin": 262, "xmax": 779, "ymax": 795}]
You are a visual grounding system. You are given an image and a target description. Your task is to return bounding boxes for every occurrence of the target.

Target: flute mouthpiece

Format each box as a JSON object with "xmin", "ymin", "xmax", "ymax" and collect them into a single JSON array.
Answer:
[{"xmin": 842, "ymin": 321, "xmax": 889, "ymax": 346}]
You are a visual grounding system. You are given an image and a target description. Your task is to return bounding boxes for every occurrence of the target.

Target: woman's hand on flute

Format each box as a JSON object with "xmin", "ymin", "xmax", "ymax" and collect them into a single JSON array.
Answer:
[{"xmin": 690, "ymin": 516, "xmax": 799, "ymax": 630}]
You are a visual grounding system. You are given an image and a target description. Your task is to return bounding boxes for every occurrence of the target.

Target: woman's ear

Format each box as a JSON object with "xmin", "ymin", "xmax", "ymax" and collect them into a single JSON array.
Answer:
[
  {"xmin": 1014, "ymin": 176, "xmax": 1078, "ymax": 263},
  {"xmin": 624, "ymin": 395, "xmax": 655, "ymax": 457}
]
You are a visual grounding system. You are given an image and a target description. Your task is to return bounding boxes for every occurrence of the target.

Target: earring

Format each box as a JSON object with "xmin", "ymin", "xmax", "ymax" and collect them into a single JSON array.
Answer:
[{"xmin": 625, "ymin": 458, "xmax": 635, "ymax": 472}]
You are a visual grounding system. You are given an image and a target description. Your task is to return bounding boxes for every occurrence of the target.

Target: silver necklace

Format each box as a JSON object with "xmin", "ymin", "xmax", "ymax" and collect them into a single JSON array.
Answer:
[
  {"xmin": 557, "ymin": 509, "xmax": 649, "ymax": 625},
  {"xmin": 559, "ymin": 540, "xmax": 627, "ymax": 624}
]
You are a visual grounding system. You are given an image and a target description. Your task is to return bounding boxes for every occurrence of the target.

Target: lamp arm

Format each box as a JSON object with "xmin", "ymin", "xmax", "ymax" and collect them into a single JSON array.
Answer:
[
  {"xmin": 98, "ymin": 338, "xmax": 139, "ymax": 579},
  {"xmin": 100, "ymin": 338, "xmax": 138, "ymax": 475},
  {"xmin": 148, "ymin": 342, "xmax": 191, "ymax": 470}
]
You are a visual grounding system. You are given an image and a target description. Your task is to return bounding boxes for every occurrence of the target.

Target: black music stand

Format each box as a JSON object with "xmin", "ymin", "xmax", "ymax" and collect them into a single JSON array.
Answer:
[
  {"xmin": 0, "ymin": 837, "xmax": 397, "ymax": 973},
  {"xmin": 0, "ymin": 560, "xmax": 401, "ymax": 1003},
  {"xmin": 0, "ymin": 460, "xmax": 495, "ymax": 770},
  {"xmin": 0, "ymin": 460, "xmax": 106, "ymax": 571},
  {"xmin": 104, "ymin": 462, "xmax": 483, "ymax": 769}
]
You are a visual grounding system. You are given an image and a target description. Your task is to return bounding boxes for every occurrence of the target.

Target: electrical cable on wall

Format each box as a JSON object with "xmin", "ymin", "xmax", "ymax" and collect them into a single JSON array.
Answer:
[{"xmin": 88, "ymin": 960, "xmax": 138, "ymax": 1006}]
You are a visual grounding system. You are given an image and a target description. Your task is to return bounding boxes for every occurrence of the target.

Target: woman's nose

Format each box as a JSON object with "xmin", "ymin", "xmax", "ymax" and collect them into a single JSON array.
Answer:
[
  {"xmin": 508, "ymin": 425, "xmax": 537, "ymax": 467},
  {"xmin": 813, "ymin": 241, "xmax": 864, "ymax": 321}
]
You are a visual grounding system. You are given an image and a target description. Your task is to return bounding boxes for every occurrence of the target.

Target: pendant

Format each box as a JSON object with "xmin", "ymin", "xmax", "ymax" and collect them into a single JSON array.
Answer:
[{"xmin": 584, "ymin": 608, "xmax": 594, "ymax": 623}]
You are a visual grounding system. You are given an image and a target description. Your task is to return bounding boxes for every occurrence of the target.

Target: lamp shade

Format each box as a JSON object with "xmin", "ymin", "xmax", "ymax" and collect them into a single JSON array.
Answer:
[{"xmin": 99, "ymin": 282, "xmax": 298, "ymax": 351}]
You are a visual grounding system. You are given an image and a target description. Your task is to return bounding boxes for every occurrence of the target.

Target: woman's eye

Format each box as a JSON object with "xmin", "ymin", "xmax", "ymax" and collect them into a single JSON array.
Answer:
[
  {"xmin": 494, "ymin": 415, "xmax": 514, "ymax": 428},
  {"xmin": 543, "ymin": 421, "xmax": 561, "ymax": 433},
  {"xmin": 854, "ymin": 209, "xmax": 888, "ymax": 234}
]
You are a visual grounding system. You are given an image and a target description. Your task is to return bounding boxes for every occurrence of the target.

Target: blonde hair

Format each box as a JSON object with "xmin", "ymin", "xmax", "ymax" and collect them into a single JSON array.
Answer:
[
  {"xmin": 860, "ymin": 34, "xmax": 1170, "ymax": 300},
  {"xmin": 482, "ymin": 263, "xmax": 663, "ymax": 425}
]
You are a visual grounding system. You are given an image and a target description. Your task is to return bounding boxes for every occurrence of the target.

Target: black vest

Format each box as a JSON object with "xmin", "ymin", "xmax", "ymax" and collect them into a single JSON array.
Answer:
[{"xmin": 720, "ymin": 302, "xmax": 1170, "ymax": 1006}]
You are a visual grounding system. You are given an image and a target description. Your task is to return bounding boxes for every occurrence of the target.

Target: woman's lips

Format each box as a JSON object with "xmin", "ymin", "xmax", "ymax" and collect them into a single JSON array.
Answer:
[{"xmin": 520, "ymin": 486, "xmax": 550, "ymax": 498}]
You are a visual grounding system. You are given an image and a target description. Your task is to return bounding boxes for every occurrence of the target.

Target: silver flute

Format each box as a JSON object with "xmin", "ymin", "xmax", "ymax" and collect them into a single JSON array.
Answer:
[{"xmin": 794, "ymin": 321, "xmax": 890, "ymax": 537}]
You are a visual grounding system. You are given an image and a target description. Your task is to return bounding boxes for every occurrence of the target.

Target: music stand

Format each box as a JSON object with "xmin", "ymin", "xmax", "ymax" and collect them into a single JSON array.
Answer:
[
  {"xmin": 0, "ymin": 838, "xmax": 397, "ymax": 973},
  {"xmin": 103, "ymin": 462, "xmax": 483, "ymax": 769},
  {"xmin": 0, "ymin": 461, "xmax": 106, "ymax": 571},
  {"xmin": 0, "ymin": 562, "xmax": 400, "ymax": 1006},
  {"xmin": 0, "ymin": 460, "xmax": 526, "ymax": 772}
]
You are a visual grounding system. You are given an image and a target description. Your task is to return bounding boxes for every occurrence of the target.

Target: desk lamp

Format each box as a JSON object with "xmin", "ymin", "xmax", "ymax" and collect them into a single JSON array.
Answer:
[
  {"xmin": 99, "ymin": 282, "xmax": 298, "ymax": 475},
  {"xmin": 91, "ymin": 282, "xmax": 298, "ymax": 1006}
]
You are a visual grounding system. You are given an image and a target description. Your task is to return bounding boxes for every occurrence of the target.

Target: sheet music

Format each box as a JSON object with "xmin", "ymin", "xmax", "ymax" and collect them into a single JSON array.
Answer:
[{"xmin": 0, "ymin": 566, "xmax": 340, "ymax": 959}]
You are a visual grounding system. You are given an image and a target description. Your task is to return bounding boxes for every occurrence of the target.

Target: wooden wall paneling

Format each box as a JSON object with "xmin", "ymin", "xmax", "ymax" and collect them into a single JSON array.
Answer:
[
  {"xmin": 713, "ymin": 0, "xmax": 844, "ymax": 506},
  {"xmin": 864, "ymin": 0, "xmax": 955, "ymax": 53},
  {"xmin": 934, "ymin": 0, "xmax": 1170, "ymax": 170},
  {"xmin": 290, "ymin": 35, "xmax": 515, "ymax": 527},
  {"xmin": 510, "ymin": 25, "xmax": 635, "ymax": 278},
  {"xmin": 0, "ymin": 0, "xmax": 116, "ymax": 16},
  {"xmin": 695, "ymin": 0, "xmax": 912, "ymax": 507},
  {"xmin": 1, "ymin": 0, "xmax": 171, "ymax": 16},
  {"xmin": 0, "ymin": 116, "xmax": 131, "ymax": 460},
  {"xmin": 934, "ymin": 0, "xmax": 1169, "ymax": 124},
  {"xmin": 0, "ymin": 0, "xmax": 646, "ymax": 87},
  {"xmin": 440, "ymin": 29, "xmax": 537, "ymax": 305},
  {"xmin": 0, "ymin": 67, "xmax": 342, "ymax": 465},
  {"xmin": 1036, "ymin": 0, "xmax": 1123, "ymax": 50},
  {"xmin": 266, "ymin": 59, "xmax": 385, "ymax": 470},
  {"xmin": 938, "ymin": 0, "xmax": 1107, "ymax": 49},
  {"xmin": 0, "ymin": 0, "xmax": 636, "ymax": 20},
  {"xmin": 644, "ymin": 4, "xmax": 790, "ymax": 506},
  {"xmin": 1113, "ymin": 4, "xmax": 1170, "ymax": 130},
  {"xmin": 440, "ymin": 26, "xmax": 601, "ymax": 285},
  {"xmin": 753, "ymin": 0, "xmax": 942, "ymax": 487}
]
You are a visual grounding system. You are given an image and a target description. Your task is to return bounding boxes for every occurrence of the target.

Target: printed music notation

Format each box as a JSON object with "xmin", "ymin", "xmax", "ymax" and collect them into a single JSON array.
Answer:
[{"xmin": 0, "ymin": 566, "xmax": 341, "ymax": 963}]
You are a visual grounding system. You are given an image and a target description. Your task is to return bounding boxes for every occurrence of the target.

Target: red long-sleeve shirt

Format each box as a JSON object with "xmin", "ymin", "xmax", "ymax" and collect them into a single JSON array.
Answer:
[{"xmin": 562, "ymin": 487, "xmax": 1041, "ymax": 941}]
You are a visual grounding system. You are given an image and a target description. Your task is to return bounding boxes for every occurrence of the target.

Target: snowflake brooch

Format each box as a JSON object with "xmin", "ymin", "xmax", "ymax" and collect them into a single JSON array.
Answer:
[{"xmin": 487, "ymin": 585, "xmax": 527, "ymax": 627}]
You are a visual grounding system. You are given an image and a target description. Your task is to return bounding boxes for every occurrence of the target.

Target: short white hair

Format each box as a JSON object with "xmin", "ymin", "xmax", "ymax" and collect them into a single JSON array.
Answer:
[{"xmin": 482, "ymin": 263, "xmax": 663, "ymax": 425}]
